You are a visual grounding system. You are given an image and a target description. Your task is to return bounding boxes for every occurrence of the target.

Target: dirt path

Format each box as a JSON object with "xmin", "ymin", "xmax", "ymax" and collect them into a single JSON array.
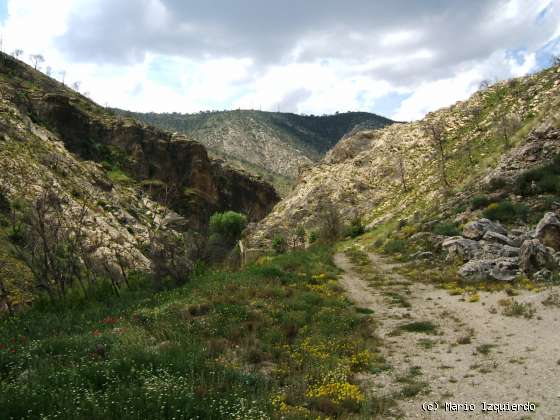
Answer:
[{"xmin": 334, "ymin": 250, "xmax": 560, "ymax": 419}]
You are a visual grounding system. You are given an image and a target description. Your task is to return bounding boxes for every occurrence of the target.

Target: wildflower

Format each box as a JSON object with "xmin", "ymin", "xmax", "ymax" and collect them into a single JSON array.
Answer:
[
  {"xmin": 92, "ymin": 329, "xmax": 102, "ymax": 337},
  {"xmin": 102, "ymin": 316, "xmax": 118, "ymax": 325}
]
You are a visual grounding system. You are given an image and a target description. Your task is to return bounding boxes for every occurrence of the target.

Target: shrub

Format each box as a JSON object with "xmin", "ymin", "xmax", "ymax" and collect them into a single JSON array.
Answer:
[
  {"xmin": 486, "ymin": 176, "xmax": 507, "ymax": 191},
  {"xmin": 309, "ymin": 231, "xmax": 318, "ymax": 244},
  {"xmin": 483, "ymin": 200, "xmax": 529, "ymax": 223},
  {"xmin": 432, "ymin": 222, "xmax": 460, "ymax": 236},
  {"xmin": 209, "ymin": 211, "xmax": 248, "ymax": 245},
  {"xmin": 515, "ymin": 154, "xmax": 560, "ymax": 195},
  {"xmin": 345, "ymin": 217, "xmax": 365, "ymax": 238},
  {"xmin": 0, "ymin": 190, "xmax": 10, "ymax": 214},
  {"xmin": 272, "ymin": 235, "xmax": 287, "ymax": 254},
  {"xmin": 384, "ymin": 239, "xmax": 406, "ymax": 254},
  {"xmin": 471, "ymin": 195, "xmax": 491, "ymax": 210}
]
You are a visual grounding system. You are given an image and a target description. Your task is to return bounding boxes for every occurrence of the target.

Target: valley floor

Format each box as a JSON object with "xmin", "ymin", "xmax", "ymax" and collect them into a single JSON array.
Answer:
[{"xmin": 335, "ymin": 250, "xmax": 560, "ymax": 419}]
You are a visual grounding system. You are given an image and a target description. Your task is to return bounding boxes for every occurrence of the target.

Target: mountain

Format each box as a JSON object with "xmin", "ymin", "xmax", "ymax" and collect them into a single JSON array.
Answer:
[
  {"xmin": 0, "ymin": 52, "xmax": 278, "ymax": 299},
  {"xmin": 115, "ymin": 109, "xmax": 394, "ymax": 194},
  {"xmin": 246, "ymin": 64, "xmax": 560, "ymax": 256}
]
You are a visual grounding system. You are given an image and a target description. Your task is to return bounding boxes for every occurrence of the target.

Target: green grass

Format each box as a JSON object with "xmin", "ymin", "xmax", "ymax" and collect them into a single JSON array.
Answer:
[
  {"xmin": 107, "ymin": 168, "xmax": 132, "ymax": 184},
  {"xmin": 0, "ymin": 246, "xmax": 385, "ymax": 419},
  {"xmin": 384, "ymin": 292, "xmax": 411, "ymax": 308},
  {"xmin": 396, "ymin": 321, "xmax": 438, "ymax": 335},
  {"xmin": 476, "ymin": 344, "xmax": 496, "ymax": 355}
]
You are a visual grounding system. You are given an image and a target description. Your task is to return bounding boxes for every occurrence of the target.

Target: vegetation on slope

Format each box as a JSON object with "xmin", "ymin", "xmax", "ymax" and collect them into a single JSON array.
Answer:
[
  {"xmin": 116, "ymin": 109, "xmax": 393, "ymax": 194},
  {"xmin": 247, "ymin": 63, "xmax": 560, "ymax": 249},
  {"xmin": 0, "ymin": 246, "xmax": 388, "ymax": 419}
]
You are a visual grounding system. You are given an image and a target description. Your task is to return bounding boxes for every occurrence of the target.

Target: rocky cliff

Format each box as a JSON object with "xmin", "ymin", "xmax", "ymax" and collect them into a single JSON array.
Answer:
[
  {"xmin": 0, "ymin": 53, "xmax": 278, "ymax": 229},
  {"xmin": 0, "ymin": 52, "xmax": 278, "ymax": 295}
]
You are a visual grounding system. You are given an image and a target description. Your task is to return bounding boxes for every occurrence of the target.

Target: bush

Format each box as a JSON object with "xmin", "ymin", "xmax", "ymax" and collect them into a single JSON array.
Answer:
[
  {"xmin": 309, "ymin": 231, "xmax": 318, "ymax": 244},
  {"xmin": 384, "ymin": 239, "xmax": 406, "ymax": 254},
  {"xmin": 471, "ymin": 195, "xmax": 491, "ymax": 210},
  {"xmin": 317, "ymin": 201, "xmax": 342, "ymax": 243},
  {"xmin": 272, "ymin": 235, "xmax": 287, "ymax": 254},
  {"xmin": 209, "ymin": 211, "xmax": 248, "ymax": 245},
  {"xmin": 0, "ymin": 190, "xmax": 10, "ymax": 214},
  {"xmin": 432, "ymin": 222, "xmax": 460, "ymax": 236},
  {"xmin": 345, "ymin": 217, "xmax": 365, "ymax": 238},
  {"xmin": 483, "ymin": 200, "xmax": 529, "ymax": 223},
  {"xmin": 486, "ymin": 176, "xmax": 507, "ymax": 191},
  {"xmin": 515, "ymin": 154, "xmax": 560, "ymax": 195}
]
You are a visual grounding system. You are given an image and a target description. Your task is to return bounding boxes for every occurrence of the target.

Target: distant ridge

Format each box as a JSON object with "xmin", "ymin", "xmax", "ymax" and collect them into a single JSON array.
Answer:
[{"xmin": 115, "ymin": 109, "xmax": 394, "ymax": 194}]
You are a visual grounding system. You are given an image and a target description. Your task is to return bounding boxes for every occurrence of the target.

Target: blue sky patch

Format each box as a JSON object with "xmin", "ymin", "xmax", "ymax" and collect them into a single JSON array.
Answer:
[
  {"xmin": 0, "ymin": 0, "xmax": 7, "ymax": 24},
  {"xmin": 371, "ymin": 91, "xmax": 412, "ymax": 120},
  {"xmin": 147, "ymin": 56, "xmax": 185, "ymax": 91}
]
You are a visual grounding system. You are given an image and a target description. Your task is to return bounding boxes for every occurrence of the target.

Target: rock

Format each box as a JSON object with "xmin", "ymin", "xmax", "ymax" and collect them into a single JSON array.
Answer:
[
  {"xmin": 453, "ymin": 212, "xmax": 471, "ymax": 225},
  {"xmin": 459, "ymin": 258, "xmax": 519, "ymax": 282},
  {"xmin": 534, "ymin": 268, "xmax": 553, "ymax": 282},
  {"xmin": 463, "ymin": 218, "xmax": 507, "ymax": 240},
  {"xmin": 510, "ymin": 229, "xmax": 534, "ymax": 247},
  {"xmin": 442, "ymin": 237, "xmax": 481, "ymax": 262},
  {"xmin": 534, "ymin": 212, "xmax": 560, "ymax": 250},
  {"xmin": 520, "ymin": 239, "xmax": 558, "ymax": 276},
  {"xmin": 480, "ymin": 241, "xmax": 520, "ymax": 259},
  {"xmin": 482, "ymin": 230, "xmax": 515, "ymax": 247},
  {"xmin": 410, "ymin": 251, "xmax": 434, "ymax": 260}
]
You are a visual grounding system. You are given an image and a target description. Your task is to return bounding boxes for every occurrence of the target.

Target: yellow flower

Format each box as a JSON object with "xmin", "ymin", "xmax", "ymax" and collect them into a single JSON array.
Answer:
[
  {"xmin": 468, "ymin": 293, "xmax": 480, "ymax": 303},
  {"xmin": 305, "ymin": 382, "xmax": 364, "ymax": 404}
]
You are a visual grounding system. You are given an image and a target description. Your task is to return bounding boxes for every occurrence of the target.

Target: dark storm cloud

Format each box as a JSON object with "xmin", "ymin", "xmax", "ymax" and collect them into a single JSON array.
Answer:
[{"xmin": 56, "ymin": 0, "xmax": 557, "ymax": 85}]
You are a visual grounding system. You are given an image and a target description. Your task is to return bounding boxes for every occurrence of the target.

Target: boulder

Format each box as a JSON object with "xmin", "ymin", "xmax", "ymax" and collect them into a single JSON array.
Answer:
[
  {"xmin": 510, "ymin": 229, "xmax": 534, "ymax": 248},
  {"xmin": 482, "ymin": 230, "xmax": 515, "ymax": 247},
  {"xmin": 459, "ymin": 258, "xmax": 519, "ymax": 282},
  {"xmin": 534, "ymin": 268, "xmax": 553, "ymax": 282},
  {"xmin": 442, "ymin": 237, "xmax": 481, "ymax": 262},
  {"xmin": 480, "ymin": 241, "xmax": 520, "ymax": 259},
  {"xmin": 519, "ymin": 239, "xmax": 558, "ymax": 276},
  {"xmin": 463, "ymin": 218, "xmax": 507, "ymax": 240},
  {"xmin": 534, "ymin": 212, "xmax": 560, "ymax": 250}
]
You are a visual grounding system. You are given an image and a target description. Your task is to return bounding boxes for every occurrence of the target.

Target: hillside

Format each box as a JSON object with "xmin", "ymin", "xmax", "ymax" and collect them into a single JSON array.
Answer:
[
  {"xmin": 0, "ymin": 52, "xmax": 278, "ymax": 303},
  {"xmin": 246, "ymin": 64, "xmax": 560, "ymax": 265},
  {"xmin": 116, "ymin": 109, "xmax": 393, "ymax": 194}
]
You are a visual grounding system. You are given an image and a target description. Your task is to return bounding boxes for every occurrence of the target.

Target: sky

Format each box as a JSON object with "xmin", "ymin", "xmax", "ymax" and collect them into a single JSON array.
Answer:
[{"xmin": 0, "ymin": 0, "xmax": 559, "ymax": 121}]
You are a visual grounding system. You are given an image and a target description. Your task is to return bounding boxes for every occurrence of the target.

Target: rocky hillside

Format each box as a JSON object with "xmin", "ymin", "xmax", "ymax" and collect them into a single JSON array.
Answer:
[
  {"xmin": 116, "ymin": 109, "xmax": 393, "ymax": 194},
  {"xmin": 0, "ymin": 52, "xmax": 278, "ymax": 300},
  {"xmin": 246, "ymin": 64, "xmax": 560, "ymax": 258}
]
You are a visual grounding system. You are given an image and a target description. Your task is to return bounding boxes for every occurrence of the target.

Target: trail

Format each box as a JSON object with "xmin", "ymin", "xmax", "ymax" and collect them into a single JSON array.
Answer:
[{"xmin": 334, "ymin": 250, "xmax": 560, "ymax": 419}]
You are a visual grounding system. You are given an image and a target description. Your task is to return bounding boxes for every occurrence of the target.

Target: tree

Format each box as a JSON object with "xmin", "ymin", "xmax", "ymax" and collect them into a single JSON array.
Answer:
[
  {"xmin": 392, "ymin": 144, "xmax": 408, "ymax": 192},
  {"xmin": 497, "ymin": 111, "xmax": 520, "ymax": 149},
  {"xmin": 551, "ymin": 55, "xmax": 560, "ymax": 67},
  {"xmin": 317, "ymin": 198, "xmax": 342, "ymax": 243},
  {"xmin": 142, "ymin": 184, "xmax": 196, "ymax": 288},
  {"xmin": 479, "ymin": 79, "xmax": 491, "ymax": 90},
  {"xmin": 72, "ymin": 81, "xmax": 81, "ymax": 92},
  {"xmin": 12, "ymin": 49, "xmax": 23, "ymax": 58},
  {"xmin": 423, "ymin": 118, "xmax": 450, "ymax": 188},
  {"xmin": 29, "ymin": 54, "xmax": 45, "ymax": 70},
  {"xmin": 59, "ymin": 70, "xmax": 66, "ymax": 85},
  {"xmin": 209, "ymin": 211, "xmax": 248, "ymax": 245},
  {"xmin": 45, "ymin": 66, "xmax": 52, "ymax": 77},
  {"xmin": 9, "ymin": 187, "xmax": 89, "ymax": 300}
]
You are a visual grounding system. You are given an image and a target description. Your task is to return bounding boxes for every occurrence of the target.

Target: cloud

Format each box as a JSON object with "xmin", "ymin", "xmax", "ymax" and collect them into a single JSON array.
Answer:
[{"xmin": 1, "ymin": 0, "xmax": 559, "ymax": 120}]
